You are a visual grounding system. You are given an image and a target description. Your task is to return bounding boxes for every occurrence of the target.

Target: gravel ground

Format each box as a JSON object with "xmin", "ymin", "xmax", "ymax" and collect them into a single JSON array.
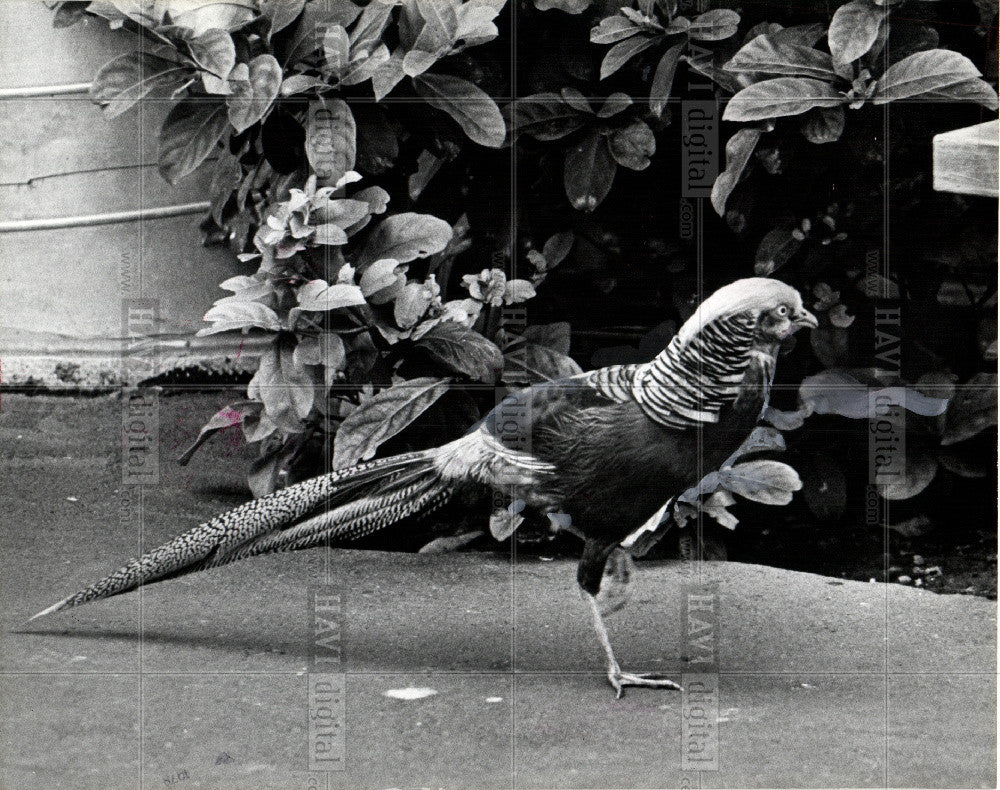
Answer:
[{"xmin": 1, "ymin": 393, "xmax": 996, "ymax": 789}]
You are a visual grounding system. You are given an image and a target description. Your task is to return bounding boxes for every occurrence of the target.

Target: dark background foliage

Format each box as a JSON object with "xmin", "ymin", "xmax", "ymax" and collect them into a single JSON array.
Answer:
[{"xmin": 56, "ymin": 0, "xmax": 998, "ymax": 595}]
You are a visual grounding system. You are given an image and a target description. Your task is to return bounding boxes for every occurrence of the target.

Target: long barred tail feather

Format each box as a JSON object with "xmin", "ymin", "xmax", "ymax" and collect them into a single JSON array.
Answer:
[{"xmin": 29, "ymin": 451, "xmax": 453, "ymax": 621}]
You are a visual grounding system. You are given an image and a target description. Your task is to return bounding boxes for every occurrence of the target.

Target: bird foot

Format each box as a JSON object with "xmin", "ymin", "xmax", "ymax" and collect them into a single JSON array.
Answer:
[{"xmin": 608, "ymin": 668, "xmax": 682, "ymax": 698}]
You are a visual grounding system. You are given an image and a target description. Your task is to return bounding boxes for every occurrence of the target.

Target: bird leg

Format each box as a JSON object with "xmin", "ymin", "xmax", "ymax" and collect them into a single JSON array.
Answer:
[{"xmin": 582, "ymin": 547, "xmax": 682, "ymax": 698}]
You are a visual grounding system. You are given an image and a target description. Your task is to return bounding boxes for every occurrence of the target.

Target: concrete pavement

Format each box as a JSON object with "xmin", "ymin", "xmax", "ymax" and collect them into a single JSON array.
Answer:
[{"xmin": 1, "ymin": 395, "xmax": 995, "ymax": 789}]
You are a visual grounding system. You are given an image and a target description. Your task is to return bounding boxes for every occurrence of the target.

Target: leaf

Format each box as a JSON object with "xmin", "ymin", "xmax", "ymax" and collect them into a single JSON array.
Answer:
[
  {"xmin": 455, "ymin": 2, "xmax": 502, "ymax": 46},
  {"xmin": 771, "ymin": 23, "xmax": 827, "ymax": 48},
  {"xmin": 917, "ymin": 78, "xmax": 999, "ymax": 109},
  {"xmin": 408, "ymin": 0, "xmax": 459, "ymax": 67},
  {"xmin": 541, "ymin": 232, "xmax": 574, "ymax": 267},
  {"xmin": 688, "ymin": 9, "xmax": 740, "ymax": 41},
  {"xmin": 810, "ymin": 324, "xmax": 851, "ymax": 369},
  {"xmin": 523, "ymin": 322, "xmax": 572, "ymax": 354},
  {"xmin": 938, "ymin": 448, "xmax": 991, "ymax": 479},
  {"xmin": 312, "ymin": 198, "xmax": 371, "ymax": 229},
  {"xmin": 504, "ymin": 279, "xmax": 537, "ymax": 304},
  {"xmin": 539, "ymin": 0, "xmax": 594, "ymax": 14},
  {"xmin": 412, "ymin": 73, "xmax": 506, "ymax": 147},
  {"xmin": 403, "ymin": 49, "xmax": 442, "ymax": 80},
  {"xmin": 828, "ymin": 0, "xmax": 886, "ymax": 64},
  {"xmin": 800, "ymin": 105, "xmax": 845, "ymax": 143},
  {"xmin": 564, "ymin": 129, "xmax": 617, "ymax": 212},
  {"xmin": 873, "ymin": 49, "xmax": 982, "ymax": 103},
  {"xmin": 719, "ymin": 460, "xmax": 802, "ymax": 506},
  {"xmin": 798, "ymin": 370, "xmax": 950, "ymax": 419},
  {"xmin": 711, "ymin": 127, "xmax": 761, "ymax": 216},
  {"xmin": 358, "ymin": 213, "xmax": 453, "ymax": 267},
  {"xmin": 247, "ymin": 343, "xmax": 302, "ymax": 427},
  {"xmin": 723, "ymin": 77, "xmax": 844, "ymax": 122},
  {"xmin": 284, "ymin": 1, "xmax": 363, "ymax": 65},
  {"xmin": 371, "ymin": 48, "xmax": 407, "ymax": 101},
  {"xmin": 724, "ymin": 425, "xmax": 786, "ymax": 466},
  {"xmin": 187, "ymin": 28, "xmax": 236, "ymax": 93},
  {"xmin": 394, "ymin": 282, "xmax": 434, "ymax": 329},
  {"xmin": 491, "ymin": 500, "xmax": 527, "ymax": 541},
  {"xmin": 596, "ymin": 92, "xmax": 632, "ymax": 118},
  {"xmin": 333, "ymin": 377, "xmax": 451, "ymax": 468},
  {"xmin": 360, "ymin": 258, "xmax": 406, "ymax": 299},
  {"xmin": 311, "ymin": 223, "xmax": 349, "ymax": 245},
  {"xmin": 724, "ymin": 35, "xmax": 838, "ymax": 80},
  {"xmin": 504, "ymin": 342, "xmax": 583, "ymax": 384},
  {"xmin": 297, "ymin": 280, "xmax": 366, "ymax": 311},
  {"xmin": 560, "ymin": 87, "xmax": 593, "ymax": 113},
  {"xmin": 678, "ymin": 470, "xmax": 723, "ymax": 504},
  {"xmin": 343, "ymin": 45, "xmax": 390, "ymax": 88},
  {"xmin": 53, "ymin": 2, "xmax": 89, "ymax": 27},
  {"xmin": 829, "ymin": 304, "xmax": 855, "ymax": 328},
  {"xmin": 419, "ymin": 531, "xmax": 486, "ymax": 554},
  {"xmin": 322, "ymin": 24, "xmax": 351, "ymax": 75},
  {"xmin": 247, "ymin": 450, "xmax": 282, "ymax": 498},
  {"xmin": 802, "ymin": 454, "xmax": 847, "ymax": 521},
  {"xmin": 279, "ymin": 342, "xmax": 316, "ymax": 420},
  {"xmin": 600, "ymin": 34, "xmax": 658, "ymax": 79},
  {"xmin": 878, "ymin": 452, "xmax": 938, "ymax": 501},
  {"xmin": 157, "ymin": 99, "xmax": 229, "ymax": 184},
  {"xmin": 169, "ymin": 2, "xmax": 257, "ymax": 35},
  {"xmin": 259, "ymin": 0, "xmax": 306, "ymax": 36},
  {"xmin": 940, "ymin": 372, "xmax": 997, "ymax": 445},
  {"xmin": 304, "ymin": 99, "xmax": 356, "ymax": 184},
  {"xmin": 318, "ymin": 333, "xmax": 347, "ymax": 386},
  {"xmin": 684, "ymin": 51, "xmax": 744, "ymax": 93},
  {"xmin": 507, "ymin": 93, "xmax": 587, "ymax": 141},
  {"xmin": 415, "ymin": 322, "xmax": 504, "ymax": 383},
  {"xmin": 197, "ymin": 299, "xmax": 282, "ymax": 335},
  {"xmin": 608, "ymin": 120, "xmax": 655, "ymax": 170},
  {"xmin": 858, "ymin": 272, "xmax": 900, "ymax": 299},
  {"xmin": 649, "ymin": 42, "xmax": 685, "ymax": 117},
  {"xmin": 590, "ymin": 14, "xmax": 639, "ymax": 44},
  {"xmin": 354, "ymin": 186, "xmax": 391, "ymax": 215},
  {"xmin": 177, "ymin": 403, "xmax": 252, "ymax": 465},
  {"xmin": 762, "ymin": 405, "xmax": 810, "ymax": 431},
  {"xmin": 90, "ymin": 52, "xmax": 191, "ymax": 118},
  {"xmin": 219, "ymin": 275, "xmax": 261, "ymax": 292},
  {"xmin": 673, "ymin": 491, "xmax": 739, "ymax": 531},
  {"xmin": 887, "ymin": 515, "xmax": 933, "ymax": 538},
  {"xmin": 755, "ymin": 221, "xmax": 801, "ymax": 275},
  {"xmin": 226, "ymin": 54, "xmax": 282, "ymax": 133},
  {"xmin": 281, "ymin": 74, "xmax": 326, "ymax": 96}
]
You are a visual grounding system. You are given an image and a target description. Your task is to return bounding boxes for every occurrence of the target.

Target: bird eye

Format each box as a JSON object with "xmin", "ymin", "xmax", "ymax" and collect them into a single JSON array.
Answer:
[{"xmin": 775, "ymin": 304, "xmax": 789, "ymax": 317}]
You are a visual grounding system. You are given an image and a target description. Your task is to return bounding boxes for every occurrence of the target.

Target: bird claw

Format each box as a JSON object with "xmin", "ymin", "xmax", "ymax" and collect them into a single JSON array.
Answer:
[{"xmin": 608, "ymin": 669, "xmax": 683, "ymax": 698}]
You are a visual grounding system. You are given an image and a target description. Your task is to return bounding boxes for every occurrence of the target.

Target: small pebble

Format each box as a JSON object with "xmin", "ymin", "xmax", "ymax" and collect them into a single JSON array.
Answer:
[
  {"xmin": 66, "ymin": 496, "xmax": 78, "ymax": 502},
  {"xmin": 912, "ymin": 554, "xmax": 925, "ymax": 565},
  {"xmin": 897, "ymin": 575, "xmax": 912, "ymax": 584},
  {"xmin": 914, "ymin": 578, "xmax": 923, "ymax": 587},
  {"xmin": 485, "ymin": 697, "xmax": 503, "ymax": 704}
]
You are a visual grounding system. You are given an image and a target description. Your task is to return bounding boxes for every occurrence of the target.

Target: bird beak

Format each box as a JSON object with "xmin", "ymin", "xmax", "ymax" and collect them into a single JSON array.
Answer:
[{"xmin": 793, "ymin": 309, "xmax": 818, "ymax": 329}]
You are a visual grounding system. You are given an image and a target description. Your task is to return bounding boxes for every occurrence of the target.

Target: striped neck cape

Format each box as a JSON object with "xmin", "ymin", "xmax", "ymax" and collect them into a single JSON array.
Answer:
[{"xmin": 587, "ymin": 311, "xmax": 759, "ymax": 429}]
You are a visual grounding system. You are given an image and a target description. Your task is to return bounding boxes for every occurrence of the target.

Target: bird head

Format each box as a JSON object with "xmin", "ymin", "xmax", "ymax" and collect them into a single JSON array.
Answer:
[{"xmin": 677, "ymin": 278, "xmax": 818, "ymax": 347}]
